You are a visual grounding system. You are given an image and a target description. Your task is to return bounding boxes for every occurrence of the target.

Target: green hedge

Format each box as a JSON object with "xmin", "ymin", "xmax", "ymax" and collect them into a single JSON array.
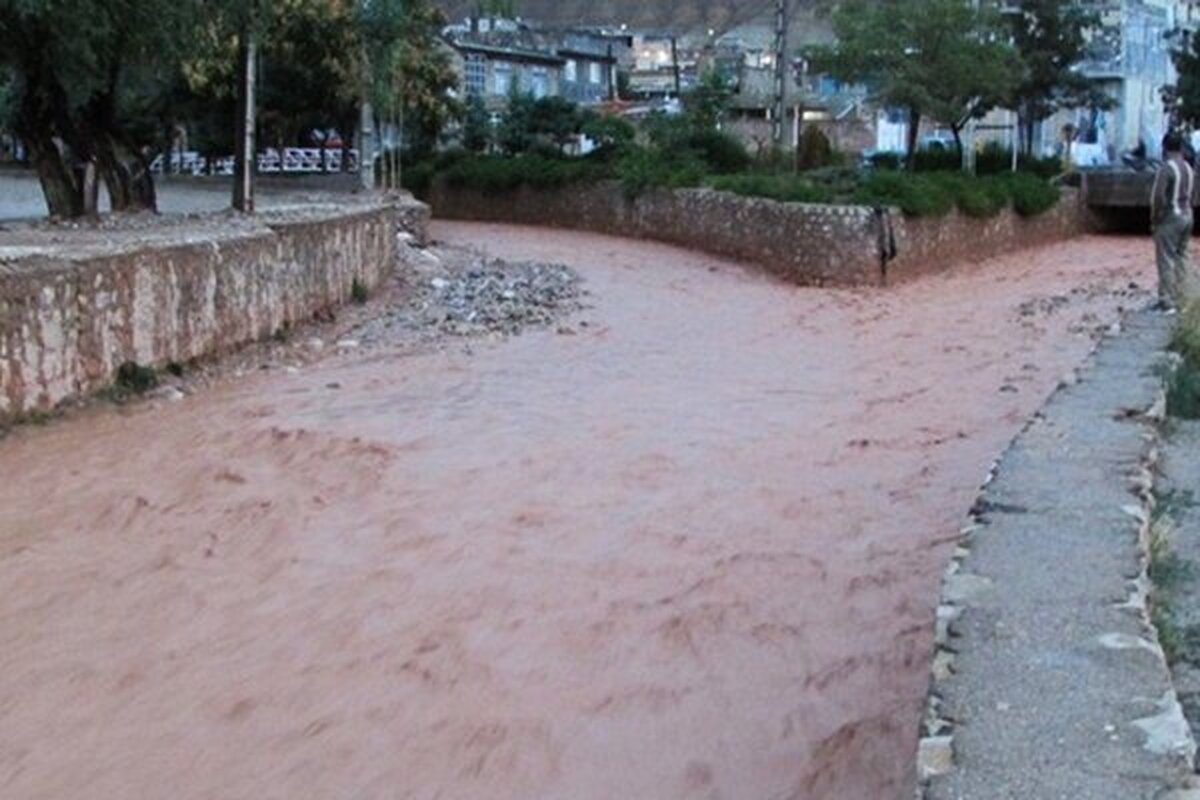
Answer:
[
  {"xmin": 851, "ymin": 171, "xmax": 1059, "ymax": 218},
  {"xmin": 408, "ymin": 146, "xmax": 1062, "ymax": 220},
  {"xmin": 616, "ymin": 149, "xmax": 705, "ymax": 196},
  {"xmin": 441, "ymin": 154, "xmax": 606, "ymax": 194},
  {"xmin": 874, "ymin": 144, "xmax": 1064, "ymax": 180},
  {"xmin": 707, "ymin": 174, "xmax": 833, "ymax": 204},
  {"xmin": 685, "ymin": 130, "xmax": 753, "ymax": 174},
  {"xmin": 1000, "ymin": 172, "xmax": 1061, "ymax": 217},
  {"xmin": 854, "ymin": 172, "xmax": 956, "ymax": 217}
]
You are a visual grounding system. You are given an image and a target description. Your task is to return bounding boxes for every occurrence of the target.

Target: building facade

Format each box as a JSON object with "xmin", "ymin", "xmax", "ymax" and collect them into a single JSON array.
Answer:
[
  {"xmin": 445, "ymin": 19, "xmax": 617, "ymax": 110},
  {"xmin": 1016, "ymin": 0, "xmax": 1195, "ymax": 162}
]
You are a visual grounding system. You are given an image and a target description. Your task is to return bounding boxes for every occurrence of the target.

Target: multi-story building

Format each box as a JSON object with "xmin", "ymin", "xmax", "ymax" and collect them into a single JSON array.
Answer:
[
  {"xmin": 444, "ymin": 17, "xmax": 618, "ymax": 111},
  {"xmin": 619, "ymin": 33, "xmax": 693, "ymax": 99}
]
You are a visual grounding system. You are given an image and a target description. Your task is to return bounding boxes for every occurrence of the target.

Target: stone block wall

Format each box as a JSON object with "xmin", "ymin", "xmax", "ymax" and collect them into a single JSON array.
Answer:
[
  {"xmin": 0, "ymin": 204, "xmax": 396, "ymax": 421},
  {"xmin": 888, "ymin": 191, "xmax": 1091, "ymax": 282},
  {"xmin": 391, "ymin": 190, "xmax": 432, "ymax": 244},
  {"xmin": 428, "ymin": 180, "xmax": 1090, "ymax": 287}
]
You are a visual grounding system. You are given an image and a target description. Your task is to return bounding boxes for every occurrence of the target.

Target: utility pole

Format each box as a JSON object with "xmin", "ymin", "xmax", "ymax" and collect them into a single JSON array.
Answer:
[
  {"xmin": 359, "ymin": 97, "xmax": 376, "ymax": 192},
  {"xmin": 671, "ymin": 36, "xmax": 682, "ymax": 96},
  {"xmin": 963, "ymin": 0, "xmax": 980, "ymax": 174},
  {"xmin": 773, "ymin": 0, "xmax": 788, "ymax": 145},
  {"xmin": 232, "ymin": 12, "xmax": 258, "ymax": 213}
]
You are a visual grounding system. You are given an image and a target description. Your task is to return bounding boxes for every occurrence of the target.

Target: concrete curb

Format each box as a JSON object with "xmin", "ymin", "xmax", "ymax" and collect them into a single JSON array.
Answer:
[{"xmin": 919, "ymin": 310, "xmax": 1196, "ymax": 799}]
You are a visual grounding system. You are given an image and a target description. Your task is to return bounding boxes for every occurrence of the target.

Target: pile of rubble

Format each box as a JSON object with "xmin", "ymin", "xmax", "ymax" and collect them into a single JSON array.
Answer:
[{"xmin": 353, "ymin": 250, "xmax": 585, "ymax": 344}]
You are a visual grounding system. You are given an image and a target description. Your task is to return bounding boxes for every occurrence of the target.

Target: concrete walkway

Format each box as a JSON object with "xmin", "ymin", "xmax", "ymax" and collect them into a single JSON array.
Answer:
[{"xmin": 925, "ymin": 311, "xmax": 1196, "ymax": 799}]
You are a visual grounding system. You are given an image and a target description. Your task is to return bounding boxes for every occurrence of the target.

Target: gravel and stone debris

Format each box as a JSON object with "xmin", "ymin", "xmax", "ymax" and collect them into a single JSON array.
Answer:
[{"xmin": 350, "ymin": 248, "xmax": 585, "ymax": 344}]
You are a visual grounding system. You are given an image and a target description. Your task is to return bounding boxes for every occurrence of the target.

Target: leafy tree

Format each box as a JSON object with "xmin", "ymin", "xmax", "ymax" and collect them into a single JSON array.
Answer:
[
  {"xmin": 1007, "ymin": 0, "xmax": 1110, "ymax": 155},
  {"xmin": 0, "ymin": 69, "xmax": 15, "ymax": 159},
  {"xmin": 683, "ymin": 68, "xmax": 732, "ymax": 131},
  {"xmin": 921, "ymin": 8, "xmax": 1020, "ymax": 157},
  {"xmin": 396, "ymin": 0, "xmax": 461, "ymax": 161},
  {"xmin": 616, "ymin": 70, "xmax": 632, "ymax": 100},
  {"xmin": 461, "ymin": 92, "xmax": 492, "ymax": 152},
  {"xmin": 797, "ymin": 124, "xmax": 833, "ymax": 170},
  {"xmin": 360, "ymin": 0, "xmax": 459, "ymax": 175},
  {"xmin": 496, "ymin": 93, "xmax": 586, "ymax": 155},
  {"xmin": 528, "ymin": 96, "xmax": 581, "ymax": 152},
  {"xmin": 497, "ymin": 89, "xmax": 536, "ymax": 154},
  {"xmin": 581, "ymin": 112, "xmax": 636, "ymax": 152},
  {"xmin": 810, "ymin": 0, "xmax": 1019, "ymax": 167},
  {"xmin": 0, "ymin": 0, "xmax": 211, "ymax": 216},
  {"xmin": 258, "ymin": 0, "xmax": 359, "ymax": 168},
  {"xmin": 476, "ymin": 0, "xmax": 519, "ymax": 16}
]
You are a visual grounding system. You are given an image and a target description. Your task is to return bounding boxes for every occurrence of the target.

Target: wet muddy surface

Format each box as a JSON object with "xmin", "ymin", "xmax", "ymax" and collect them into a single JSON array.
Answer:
[{"xmin": 0, "ymin": 224, "xmax": 1153, "ymax": 799}]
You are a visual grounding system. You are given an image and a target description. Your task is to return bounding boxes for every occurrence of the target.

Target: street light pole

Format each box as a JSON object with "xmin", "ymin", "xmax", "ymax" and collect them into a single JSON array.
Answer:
[{"xmin": 773, "ymin": 0, "xmax": 788, "ymax": 145}]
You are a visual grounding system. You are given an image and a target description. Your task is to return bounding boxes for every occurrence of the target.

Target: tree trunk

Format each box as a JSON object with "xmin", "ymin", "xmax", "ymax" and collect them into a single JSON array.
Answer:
[
  {"xmin": 359, "ymin": 101, "xmax": 376, "ymax": 191},
  {"xmin": 1018, "ymin": 116, "xmax": 1036, "ymax": 157},
  {"xmin": 233, "ymin": 22, "xmax": 258, "ymax": 213},
  {"xmin": 95, "ymin": 129, "xmax": 156, "ymax": 213},
  {"xmin": 906, "ymin": 108, "xmax": 921, "ymax": 170},
  {"xmin": 25, "ymin": 132, "xmax": 83, "ymax": 219},
  {"xmin": 13, "ymin": 60, "xmax": 89, "ymax": 219}
]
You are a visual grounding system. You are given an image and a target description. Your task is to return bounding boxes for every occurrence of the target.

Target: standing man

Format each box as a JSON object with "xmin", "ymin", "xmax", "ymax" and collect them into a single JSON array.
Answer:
[{"xmin": 1152, "ymin": 131, "xmax": 1197, "ymax": 311}]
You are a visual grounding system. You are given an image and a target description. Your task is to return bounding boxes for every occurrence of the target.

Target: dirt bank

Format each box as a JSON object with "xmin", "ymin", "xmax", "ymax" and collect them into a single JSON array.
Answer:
[{"xmin": 0, "ymin": 225, "xmax": 1152, "ymax": 799}]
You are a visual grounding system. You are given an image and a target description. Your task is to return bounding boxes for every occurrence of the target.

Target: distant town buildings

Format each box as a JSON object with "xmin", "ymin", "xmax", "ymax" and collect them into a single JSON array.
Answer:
[{"xmin": 439, "ymin": 1, "xmax": 1200, "ymax": 164}]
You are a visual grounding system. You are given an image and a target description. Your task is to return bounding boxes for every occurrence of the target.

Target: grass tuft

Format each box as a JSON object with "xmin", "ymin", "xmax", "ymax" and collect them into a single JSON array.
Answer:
[{"xmin": 351, "ymin": 278, "xmax": 369, "ymax": 306}]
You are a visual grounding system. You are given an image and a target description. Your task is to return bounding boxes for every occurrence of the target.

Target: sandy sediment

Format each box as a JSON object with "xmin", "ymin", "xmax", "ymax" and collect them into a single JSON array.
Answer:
[{"xmin": 0, "ymin": 224, "xmax": 1153, "ymax": 799}]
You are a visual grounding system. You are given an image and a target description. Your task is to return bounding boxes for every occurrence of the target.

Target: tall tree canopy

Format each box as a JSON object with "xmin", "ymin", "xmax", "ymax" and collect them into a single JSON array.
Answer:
[
  {"xmin": 0, "ymin": 0, "xmax": 207, "ymax": 216},
  {"xmin": 809, "ymin": 0, "xmax": 1019, "ymax": 165},
  {"xmin": 1007, "ymin": 0, "xmax": 1108, "ymax": 154},
  {"xmin": 0, "ymin": 0, "xmax": 459, "ymax": 217}
]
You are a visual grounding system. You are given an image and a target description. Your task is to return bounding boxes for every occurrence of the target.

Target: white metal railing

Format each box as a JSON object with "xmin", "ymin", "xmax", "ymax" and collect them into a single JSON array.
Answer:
[{"xmin": 150, "ymin": 148, "xmax": 360, "ymax": 175}]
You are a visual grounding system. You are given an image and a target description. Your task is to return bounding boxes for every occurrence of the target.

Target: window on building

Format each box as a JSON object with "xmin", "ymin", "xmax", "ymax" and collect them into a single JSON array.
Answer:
[
  {"xmin": 465, "ymin": 53, "xmax": 487, "ymax": 96},
  {"xmin": 531, "ymin": 66, "xmax": 549, "ymax": 99},
  {"xmin": 589, "ymin": 61, "xmax": 603, "ymax": 85},
  {"xmin": 565, "ymin": 59, "xmax": 577, "ymax": 82},
  {"xmin": 494, "ymin": 62, "xmax": 513, "ymax": 96}
]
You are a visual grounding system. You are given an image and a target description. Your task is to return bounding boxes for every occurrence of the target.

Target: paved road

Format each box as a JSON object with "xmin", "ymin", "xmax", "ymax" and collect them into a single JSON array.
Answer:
[
  {"xmin": 0, "ymin": 224, "xmax": 1154, "ymax": 799},
  {"xmin": 0, "ymin": 170, "xmax": 357, "ymax": 220}
]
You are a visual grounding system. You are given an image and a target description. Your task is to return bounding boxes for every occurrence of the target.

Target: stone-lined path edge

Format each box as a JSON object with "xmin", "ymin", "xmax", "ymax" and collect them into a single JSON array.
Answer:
[{"xmin": 919, "ymin": 310, "xmax": 1199, "ymax": 799}]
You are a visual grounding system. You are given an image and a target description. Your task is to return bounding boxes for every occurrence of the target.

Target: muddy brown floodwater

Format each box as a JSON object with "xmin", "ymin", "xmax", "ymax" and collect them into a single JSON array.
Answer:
[{"xmin": 0, "ymin": 223, "xmax": 1153, "ymax": 800}]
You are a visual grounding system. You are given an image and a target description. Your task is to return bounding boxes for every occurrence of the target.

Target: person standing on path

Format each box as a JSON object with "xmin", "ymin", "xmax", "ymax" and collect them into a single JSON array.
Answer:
[{"xmin": 1151, "ymin": 131, "xmax": 1197, "ymax": 311}]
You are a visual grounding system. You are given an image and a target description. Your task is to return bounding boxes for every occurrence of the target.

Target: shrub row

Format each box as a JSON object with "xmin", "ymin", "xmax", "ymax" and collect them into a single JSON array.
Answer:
[
  {"xmin": 706, "ymin": 174, "xmax": 834, "ymax": 204},
  {"xmin": 870, "ymin": 144, "xmax": 1063, "ymax": 179},
  {"xmin": 854, "ymin": 171, "xmax": 1060, "ymax": 218},
  {"xmin": 406, "ymin": 147, "xmax": 1062, "ymax": 220},
  {"xmin": 441, "ymin": 153, "xmax": 607, "ymax": 194}
]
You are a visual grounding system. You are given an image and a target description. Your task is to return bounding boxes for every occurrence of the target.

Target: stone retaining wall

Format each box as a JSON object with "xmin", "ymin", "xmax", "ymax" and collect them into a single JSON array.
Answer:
[
  {"xmin": 428, "ymin": 180, "xmax": 1090, "ymax": 287},
  {"xmin": 0, "ymin": 204, "xmax": 397, "ymax": 422}
]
